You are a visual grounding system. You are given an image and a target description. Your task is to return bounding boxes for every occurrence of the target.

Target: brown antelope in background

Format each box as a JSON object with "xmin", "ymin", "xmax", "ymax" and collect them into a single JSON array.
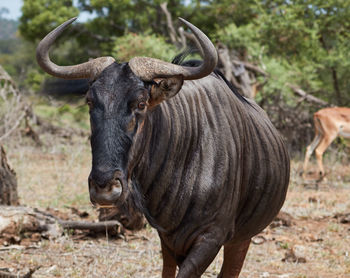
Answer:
[{"xmin": 303, "ymin": 107, "xmax": 350, "ymax": 179}]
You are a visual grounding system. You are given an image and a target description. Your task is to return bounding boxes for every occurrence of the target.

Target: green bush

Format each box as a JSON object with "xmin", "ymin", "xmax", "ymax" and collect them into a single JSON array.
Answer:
[
  {"xmin": 25, "ymin": 69, "xmax": 45, "ymax": 92},
  {"xmin": 112, "ymin": 33, "xmax": 177, "ymax": 62},
  {"xmin": 216, "ymin": 23, "xmax": 262, "ymax": 59}
]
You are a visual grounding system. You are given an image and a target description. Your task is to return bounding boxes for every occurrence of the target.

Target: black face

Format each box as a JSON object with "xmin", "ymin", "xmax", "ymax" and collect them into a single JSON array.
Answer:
[{"xmin": 87, "ymin": 63, "xmax": 150, "ymax": 207}]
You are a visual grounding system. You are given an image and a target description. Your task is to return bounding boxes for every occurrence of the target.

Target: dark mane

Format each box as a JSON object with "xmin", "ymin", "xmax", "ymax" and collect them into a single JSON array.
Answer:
[{"xmin": 172, "ymin": 52, "xmax": 250, "ymax": 105}]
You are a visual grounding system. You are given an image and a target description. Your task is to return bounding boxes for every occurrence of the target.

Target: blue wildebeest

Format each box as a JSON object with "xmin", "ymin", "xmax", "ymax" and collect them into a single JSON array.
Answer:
[{"xmin": 37, "ymin": 17, "xmax": 290, "ymax": 278}]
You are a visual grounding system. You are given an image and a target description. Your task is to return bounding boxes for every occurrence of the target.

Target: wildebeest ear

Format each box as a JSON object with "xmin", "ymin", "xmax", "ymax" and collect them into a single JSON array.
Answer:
[{"xmin": 150, "ymin": 75, "xmax": 184, "ymax": 106}]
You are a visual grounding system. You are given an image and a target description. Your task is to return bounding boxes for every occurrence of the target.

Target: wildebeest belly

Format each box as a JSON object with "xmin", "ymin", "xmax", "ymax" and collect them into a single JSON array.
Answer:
[
  {"xmin": 137, "ymin": 74, "xmax": 289, "ymax": 254},
  {"xmin": 233, "ymin": 101, "xmax": 290, "ymax": 240}
]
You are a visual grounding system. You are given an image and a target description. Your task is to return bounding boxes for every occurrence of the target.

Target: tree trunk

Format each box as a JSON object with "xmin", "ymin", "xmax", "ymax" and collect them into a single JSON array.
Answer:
[
  {"xmin": 0, "ymin": 145, "xmax": 19, "ymax": 205},
  {"xmin": 331, "ymin": 66, "xmax": 342, "ymax": 105}
]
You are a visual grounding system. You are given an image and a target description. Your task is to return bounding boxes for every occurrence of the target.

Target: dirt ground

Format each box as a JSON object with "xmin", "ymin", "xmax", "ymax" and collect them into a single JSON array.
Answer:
[{"xmin": 1, "ymin": 136, "xmax": 350, "ymax": 278}]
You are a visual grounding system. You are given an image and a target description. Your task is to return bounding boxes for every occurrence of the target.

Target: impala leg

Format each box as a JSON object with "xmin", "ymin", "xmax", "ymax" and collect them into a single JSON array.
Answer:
[
  {"xmin": 302, "ymin": 133, "xmax": 322, "ymax": 178},
  {"xmin": 161, "ymin": 239, "xmax": 177, "ymax": 278},
  {"xmin": 217, "ymin": 239, "xmax": 250, "ymax": 278},
  {"xmin": 302, "ymin": 117, "xmax": 324, "ymax": 178},
  {"xmin": 315, "ymin": 134, "xmax": 337, "ymax": 178},
  {"xmin": 176, "ymin": 237, "xmax": 222, "ymax": 278}
]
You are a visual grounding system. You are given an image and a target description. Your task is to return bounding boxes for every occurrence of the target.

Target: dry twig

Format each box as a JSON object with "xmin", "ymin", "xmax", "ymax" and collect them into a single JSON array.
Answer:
[
  {"xmin": 0, "ymin": 267, "xmax": 40, "ymax": 278},
  {"xmin": 287, "ymin": 84, "xmax": 329, "ymax": 106}
]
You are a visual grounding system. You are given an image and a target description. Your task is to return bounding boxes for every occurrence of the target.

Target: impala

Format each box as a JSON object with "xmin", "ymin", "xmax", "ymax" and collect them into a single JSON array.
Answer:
[{"xmin": 303, "ymin": 107, "xmax": 350, "ymax": 179}]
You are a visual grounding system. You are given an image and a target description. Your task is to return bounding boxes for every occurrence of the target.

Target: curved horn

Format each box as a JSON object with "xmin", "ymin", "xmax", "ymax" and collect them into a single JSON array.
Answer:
[
  {"xmin": 36, "ymin": 17, "xmax": 115, "ymax": 80},
  {"xmin": 128, "ymin": 18, "xmax": 218, "ymax": 81}
]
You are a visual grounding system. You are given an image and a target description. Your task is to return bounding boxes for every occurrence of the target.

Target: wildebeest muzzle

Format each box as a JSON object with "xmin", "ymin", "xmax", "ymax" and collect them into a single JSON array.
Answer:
[{"xmin": 88, "ymin": 170, "xmax": 125, "ymax": 207}]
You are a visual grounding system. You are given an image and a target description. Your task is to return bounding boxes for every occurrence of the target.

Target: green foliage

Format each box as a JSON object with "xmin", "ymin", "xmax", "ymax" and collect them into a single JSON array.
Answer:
[
  {"xmin": 50, "ymin": 37, "xmax": 91, "ymax": 66},
  {"xmin": 74, "ymin": 0, "xmax": 188, "ymax": 57},
  {"xmin": 34, "ymin": 100, "xmax": 89, "ymax": 131},
  {"xmin": 78, "ymin": 0, "xmax": 185, "ymax": 35},
  {"xmin": 12, "ymin": 0, "xmax": 350, "ymax": 107},
  {"xmin": 256, "ymin": 58, "xmax": 292, "ymax": 101},
  {"xmin": 19, "ymin": 0, "xmax": 79, "ymax": 41},
  {"xmin": 255, "ymin": 0, "xmax": 350, "ymax": 105},
  {"xmin": 25, "ymin": 69, "xmax": 45, "ymax": 92},
  {"xmin": 57, "ymin": 103, "xmax": 89, "ymax": 127},
  {"xmin": 214, "ymin": 0, "xmax": 350, "ymax": 105},
  {"xmin": 0, "ymin": 0, "xmax": 345, "ymax": 156},
  {"xmin": 216, "ymin": 21, "xmax": 322, "ymax": 105},
  {"xmin": 0, "ymin": 38, "xmax": 52, "ymax": 93},
  {"xmin": 185, "ymin": 0, "xmax": 259, "ymax": 36},
  {"xmin": 216, "ymin": 23, "xmax": 263, "ymax": 59},
  {"xmin": 112, "ymin": 33, "xmax": 177, "ymax": 62}
]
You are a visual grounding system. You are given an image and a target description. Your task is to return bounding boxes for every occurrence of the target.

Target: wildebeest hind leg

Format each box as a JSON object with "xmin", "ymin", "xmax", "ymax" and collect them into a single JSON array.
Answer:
[
  {"xmin": 217, "ymin": 239, "xmax": 251, "ymax": 278},
  {"xmin": 161, "ymin": 239, "xmax": 177, "ymax": 278}
]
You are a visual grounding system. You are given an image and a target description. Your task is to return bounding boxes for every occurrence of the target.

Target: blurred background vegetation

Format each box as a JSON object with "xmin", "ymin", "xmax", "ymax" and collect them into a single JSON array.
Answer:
[{"xmin": 1, "ymin": 0, "xmax": 350, "ymax": 156}]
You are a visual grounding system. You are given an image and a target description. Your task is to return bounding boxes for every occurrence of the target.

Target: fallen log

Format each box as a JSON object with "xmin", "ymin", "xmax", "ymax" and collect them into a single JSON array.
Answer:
[
  {"xmin": 59, "ymin": 220, "xmax": 122, "ymax": 233},
  {"xmin": 0, "ymin": 206, "xmax": 123, "ymax": 246}
]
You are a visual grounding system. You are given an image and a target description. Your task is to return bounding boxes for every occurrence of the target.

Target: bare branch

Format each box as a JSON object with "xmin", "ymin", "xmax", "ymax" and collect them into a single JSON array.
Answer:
[
  {"xmin": 0, "ymin": 109, "xmax": 26, "ymax": 142},
  {"xmin": 232, "ymin": 60, "xmax": 268, "ymax": 76},
  {"xmin": 217, "ymin": 43, "xmax": 259, "ymax": 98},
  {"xmin": 287, "ymin": 84, "xmax": 329, "ymax": 106},
  {"xmin": 217, "ymin": 45, "xmax": 235, "ymax": 85},
  {"xmin": 181, "ymin": 30, "xmax": 204, "ymax": 55},
  {"xmin": 160, "ymin": 3, "xmax": 179, "ymax": 45},
  {"xmin": 178, "ymin": 26, "xmax": 187, "ymax": 49},
  {"xmin": 0, "ymin": 65, "xmax": 29, "ymax": 142},
  {"xmin": 0, "ymin": 65, "xmax": 19, "ymax": 95}
]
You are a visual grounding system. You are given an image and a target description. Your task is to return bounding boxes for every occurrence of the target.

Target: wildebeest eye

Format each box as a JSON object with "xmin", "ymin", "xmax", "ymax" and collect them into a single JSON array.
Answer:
[{"xmin": 138, "ymin": 101, "xmax": 146, "ymax": 110}]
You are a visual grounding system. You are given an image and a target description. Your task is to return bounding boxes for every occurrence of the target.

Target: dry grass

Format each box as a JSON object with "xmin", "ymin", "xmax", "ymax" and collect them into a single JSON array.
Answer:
[
  {"xmin": 8, "ymin": 138, "xmax": 91, "ymax": 210},
  {"xmin": 1, "ymin": 134, "xmax": 350, "ymax": 278}
]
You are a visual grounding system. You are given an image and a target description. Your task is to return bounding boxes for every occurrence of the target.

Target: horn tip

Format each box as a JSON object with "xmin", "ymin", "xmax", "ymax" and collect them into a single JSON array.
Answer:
[
  {"xmin": 69, "ymin": 17, "xmax": 78, "ymax": 23},
  {"xmin": 178, "ymin": 17, "xmax": 188, "ymax": 24},
  {"xmin": 178, "ymin": 17, "xmax": 197, "ymax": 33}
]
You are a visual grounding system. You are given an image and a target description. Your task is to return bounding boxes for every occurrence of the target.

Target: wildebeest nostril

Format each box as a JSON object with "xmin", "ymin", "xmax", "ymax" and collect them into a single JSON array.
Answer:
[
  {"xmin": 112, "ymin": 178, "xmax": 122, "ymax": 189},
  {"xmin": 89, "ymin": 176, "xmax": 123, "ymax": 207},
  {"xmin": 89, "ymin": 169, "xmax": 118, "ymax": 189},
  {"xmin": 89, "ymin": 177, "xmax": 107, "ymax": 190},
  {"xmin": 89, "ymin": 170, "xmax": 123, "ymax": 191}
]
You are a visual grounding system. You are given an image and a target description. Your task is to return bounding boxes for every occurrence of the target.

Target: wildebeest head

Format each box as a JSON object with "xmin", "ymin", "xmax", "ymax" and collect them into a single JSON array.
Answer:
[{"xmin": 36, "ymin": 17, "xmax": 218, "ymax": 207}]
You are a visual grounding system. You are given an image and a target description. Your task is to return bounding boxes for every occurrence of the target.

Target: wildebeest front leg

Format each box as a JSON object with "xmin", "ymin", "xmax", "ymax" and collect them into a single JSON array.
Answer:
[
  {"xmin": 161, "ymin": 239, "xmax": 177, "ymax": 278},
  {"xmin": 217, "ymin": 239, "xmax": 251, "ymax": 278},
  {"xmin": 176, "ymin": 238, "xmax": 222, "ymax": 278}
]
